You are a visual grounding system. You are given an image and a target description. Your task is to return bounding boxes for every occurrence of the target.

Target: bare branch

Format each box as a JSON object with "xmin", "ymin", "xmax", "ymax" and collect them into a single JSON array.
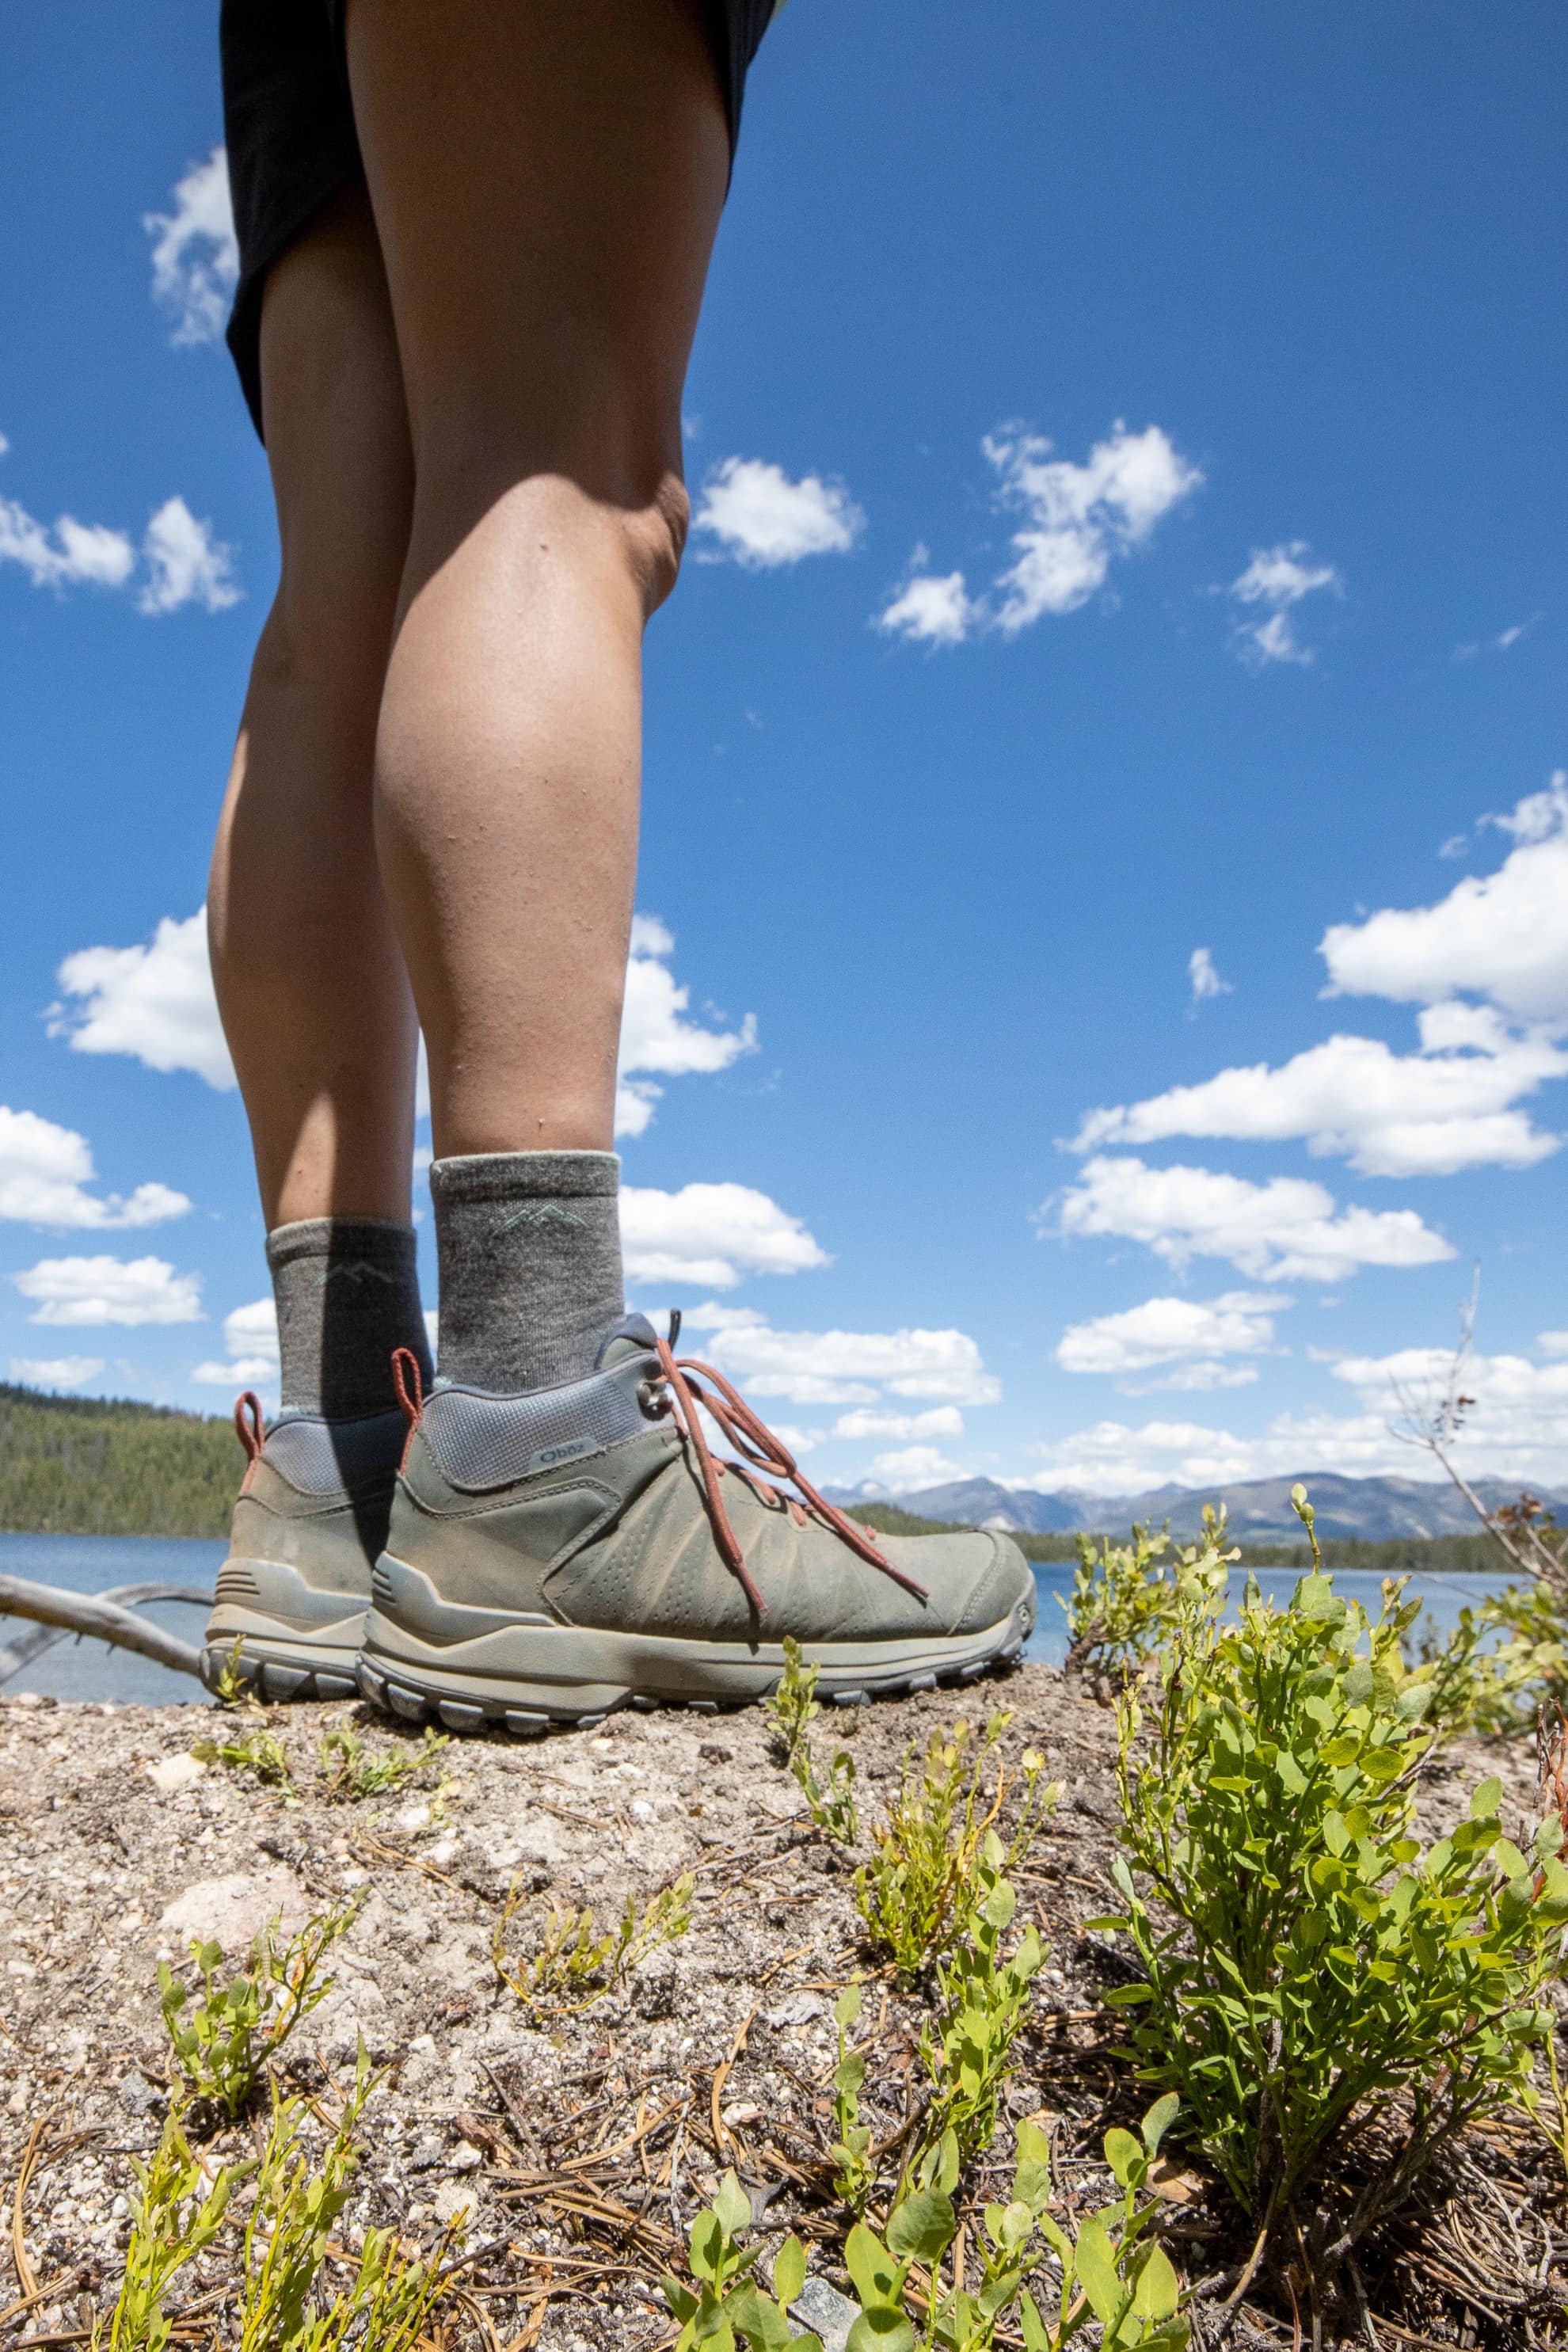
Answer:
[{"xmin": 0, "ymin": 1572, "xmax": 208, "ymax": 1678}]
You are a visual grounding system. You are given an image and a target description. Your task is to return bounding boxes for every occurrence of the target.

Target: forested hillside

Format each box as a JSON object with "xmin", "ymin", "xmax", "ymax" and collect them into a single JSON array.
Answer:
[{"xmin": 0, "ymin": 1382, "xmax": 238, "ymax": 1537}]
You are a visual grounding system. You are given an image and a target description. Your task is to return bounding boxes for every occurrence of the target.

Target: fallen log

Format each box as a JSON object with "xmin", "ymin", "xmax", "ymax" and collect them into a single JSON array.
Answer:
[{"xmin": 0, "ymin": 1572, "xmax": 210, "ymax": 1678}]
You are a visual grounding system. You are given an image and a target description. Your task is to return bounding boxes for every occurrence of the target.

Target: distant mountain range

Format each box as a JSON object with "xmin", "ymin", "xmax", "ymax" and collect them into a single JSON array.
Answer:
[{"xmin": 824, "ymin": 1470, "xmax": 1568, "ymax": 1546}]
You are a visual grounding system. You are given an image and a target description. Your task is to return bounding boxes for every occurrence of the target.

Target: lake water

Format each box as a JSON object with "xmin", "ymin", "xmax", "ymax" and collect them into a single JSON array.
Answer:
[{"xmin": 0, "ymin": 1531, "xmax": 1523, "ymax": 1708}]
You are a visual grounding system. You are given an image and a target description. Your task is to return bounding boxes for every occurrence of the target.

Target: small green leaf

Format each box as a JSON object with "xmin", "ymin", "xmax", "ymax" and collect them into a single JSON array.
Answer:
[
  {"xmin": 835, "ymin": 1984, "xmax": 864, "ymax": 2028},
  {"xmin": 772, "ymin": 2236, "xmax": 806, "ymax": 2308},
  {"xmin": 886, "ymin": 2188, "xmax": 956, "ymax": 2264},
  {"xmin": 844, "ymin": 2313, "xmax": 914, "ymax": 2352},
  {"xmin": 714, "ymin": 2171, "xmax": 752, "ymax": 2240},
  {"xmin": 1142, "ymin": 2091, "xmax": 1181, "ymax": 2154},
  {"xmin": 1471, "ymin": 1775, "xmax": 1504, "ymax": 1820},
  {"xmin": 1103, "ymin": 2127, "xmax": 1144, "ymax": 2186},
  {"xmin": 1132, "ymin": 2244, "xmax": 1181, "ymax": 2323}
]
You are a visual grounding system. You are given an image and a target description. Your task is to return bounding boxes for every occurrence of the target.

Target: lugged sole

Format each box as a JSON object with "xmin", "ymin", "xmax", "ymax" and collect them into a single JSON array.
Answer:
[
  {"xmin": 355, "ymin": 1556, "xmax": 1036, "ymax": 1736},
  {"xmin": 201, "ymin": 1600, "xmax": 367, "ymax": 1705}
]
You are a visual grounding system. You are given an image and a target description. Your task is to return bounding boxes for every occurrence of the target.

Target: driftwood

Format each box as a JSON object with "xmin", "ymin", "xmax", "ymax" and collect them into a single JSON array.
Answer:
[{"xmin": 0, "ymin": 1572, "xmax": 211, "ymax": 1680}]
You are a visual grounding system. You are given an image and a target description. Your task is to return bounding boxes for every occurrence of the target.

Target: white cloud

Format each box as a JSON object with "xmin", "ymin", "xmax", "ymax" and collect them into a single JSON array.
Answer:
[
  {"xmin": 986, "ymin": 423, "xmax": 1202, "ymax": 633},
  {"xmin": 139, "ymin": 497, "xmax": 240, "ymax": 615},
  {"xmin": 1071, "ymin": 1007, "xmax": 1567, "ymax": 1178},
  {"xmin": 53, "ymin": 906, "xmax": 741, "ymax": 1127},
  {"xmin": 0, "ymin": 495, "xmax": 135, "ymax": 592},
  {"xmin": 620, "ymin": 1183, "xmax": 828, "ymax": 1289},
  {"xmin": 1540, "ymin": 1331, "xmax": 1568, "ymax": 1360},
  {"xmin": 877, "ymin": 562, "xmax": 976, "ymax": 648},
  {"xmin": 51, "ymin": 910, "xmax": 235, "ymax": 1087},
  {"xmin": 615, "ymin": 917, "xmax": 756, "ymax": 1136},
  {"xmin": 1049, "ymin": 1155, "xmax": 1454, "ymax": 1283},
  {"xmin": 1454, "ymin": 615, "xmax": 1540, "ymax": 661},
  {"xmin": 832, "ymin": 1405, "xmax": 965, "ymax": 1442},
  {"xmin": 0, "ymin": 1105, "xmax": 190, "ymax": 1229},
  {"xmin": 143, "ymin": 148, "xmax": 238, "ymax": 345},
  {"xmin": 868, "ymin": 1444, "xmax": 965, "ymax": 1487},
  {"xmin": 1055, "ymin": 1291, "xmax": 1286, "ymax": 1392},
  {"xmin": 686, "ymin": 1312, "xmax": 1000, "ymax": 1407},
  {"xmin": 192, "ymin": 1300, "xmax": 283, "ymax": 1390},
  {"xmin": 10, "ymin": 1355, "xmax": 105, "ymax": 1391},
  {"xmin": 1323, "ymin": 1343, "xmax": 1568, "ymax": 1486},
  {"xmin": 13, "ymin": 1254, "xmax": 203, "ymax": 1326},
  {"xmin": 1188, "ymin": 947, "xmax": 1231, "ymax": 1007},
  {"xmin": 693, "ymin": 459, "xmax": 863, "ymax": 569},
  {"xmin": 1226, "ymin": 540, "xmax": 1342, "ymax": 668},
  {"xmin": 1321, "ymin": 774, "xmax": 1568, "ymax": 1026}
]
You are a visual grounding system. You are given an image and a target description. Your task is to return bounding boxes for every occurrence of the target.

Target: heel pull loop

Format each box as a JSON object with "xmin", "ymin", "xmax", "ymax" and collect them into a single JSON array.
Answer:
[
  {"xmin": 234, "ymin": 1391, "xmax": 265, "ymax": 1463},
  {"xmin": 390, "ymin": 1346, "xmax": 425, "ymax": 1430}
]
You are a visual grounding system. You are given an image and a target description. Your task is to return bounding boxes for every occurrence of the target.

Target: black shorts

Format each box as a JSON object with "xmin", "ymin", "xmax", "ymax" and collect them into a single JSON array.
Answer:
[{"xmin": 220, "ymin": 0, "xmax": 776, "ymax": 443}]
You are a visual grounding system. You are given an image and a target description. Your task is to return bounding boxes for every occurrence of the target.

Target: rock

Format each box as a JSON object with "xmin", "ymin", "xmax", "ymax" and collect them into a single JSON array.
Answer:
[
  {"xmin": 145, "ymin": 1753, "xmax": 207, "ymax": 1794},
  {"xmin": 432, "ymin": 2179, "xmax": 479, "ymax": 2228},
  {"xmin": 790, "ymin": 2276, "xmax": 859, "ymax": 2352},
  {"xmin": 408, "ymin": 2132, "xmax": 446, "ymax": 2171},
  {"xmin": 765, "ymin": 1992, "xmax": 827, "ymax": 2029},
  {"xmin": 118, "ymin": 2072, "xmax": 166, "ymax": 2118},
  {"xmin": 159, "ymin": 1868, "xmax": 308, "ymax": 1954}
]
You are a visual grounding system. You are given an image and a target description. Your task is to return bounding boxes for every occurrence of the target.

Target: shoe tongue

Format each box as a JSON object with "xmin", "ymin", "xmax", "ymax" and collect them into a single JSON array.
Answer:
[{"xmin": 595, "ymin": 1312, "xmax": 660, "ymax": 1370}]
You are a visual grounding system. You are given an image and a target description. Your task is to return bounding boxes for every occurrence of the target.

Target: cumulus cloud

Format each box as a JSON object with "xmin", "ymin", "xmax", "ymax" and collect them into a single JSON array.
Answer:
[
  {"xmin": 1454, "ymin": 615, "xmax": 1540, "ymax": 662},
  {"xmin": 52, "ymin": 911, "xmax": 234, "ymax": 1088},
  {"xmin": 616, "ymin": 916, "xmax": 757, "ymax": 1136},
  {"xmin": 1055, "ymin": 1291, "xmax": 1286, "ymax": 1392},
  {"xmin": 143, "ymin": 148, "xmax": 238, "ymax": 344},
  {"xmin": 678, "ymin": 1310, "xmax": 1000, "ymax": 1408},
  {"xmin": 138, "ymin": 497, "xmax": 240, "ymax": 615},
  {"xmin": 53, "ymin": 907, "xmax": 744, "ymax": 1125},
  {"xmin": 1049, "ymin": 1155, "xmax": 1454, "ymax": 1284},
  {"xmin": 1188, "ymin": 947, "xmax": 1231, "ymax": 1008},
  {"xmin": 987, "ymin": 423, "xmax": 1203, "ymax": 632},
  {"xmin": 867, "ymin": 1444, "xmax": 966, "ymax": 1486},
  {"xmin": 1071, "ymin": 1008, "xmax": 1567, "ymax": 1179},
  {"xmin": 0, "ymin": 1106, "xmax": 188, "ymax": 1229},
  {"xmin": 10, "ymin": 1356, "xmax": 105, "ymax": 1391},
  {"xmin": 1226, "ymin": 540, "xmax": 1342, "ymax": 668},
  {"xmin": 1322, "ymin": 774, "xmax": 1568, "ymax": 1026},
  {"xmin": 693, "ymin": 459, "xmax": 863, "ymax": 568},
  {"xmin": 1325, "ymin": 1341, "xmax": 1568, "ymax": 1486},
  {"xmin": 876, "ymin": 561, "xmax": 976, "ymax": 649},
  {"xmin": 0, "ymin": 495, "xmax": 135, "ymax": 592},
  {"xmin": 832, "ymin": 1404, "xmax": 965, "ymax": 1442},
  {"xmin": 192, "ymin": 1298, "xmax": 279, "ymax": 1389},
  {"xmin": 874, "ymin": 422, "xmax": 1200, "ymax": 646},
  {"xmin": 13, "ymin": 1254, "xmax": 203, "ymax": 1326},
  {"xmin": 620, "ymin": 1184, "xmax": 827, "ymax": 1290}
]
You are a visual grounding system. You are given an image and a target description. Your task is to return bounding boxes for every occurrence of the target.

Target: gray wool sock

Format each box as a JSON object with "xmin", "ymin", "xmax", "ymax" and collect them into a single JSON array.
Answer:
[
  {"xmin": 430, "ymin": 1151, "xmax": 625, "ymax": 1393},
  {"xmin": 266, "ymin": 1218, "xmax": 433, "ymax": 1420}
]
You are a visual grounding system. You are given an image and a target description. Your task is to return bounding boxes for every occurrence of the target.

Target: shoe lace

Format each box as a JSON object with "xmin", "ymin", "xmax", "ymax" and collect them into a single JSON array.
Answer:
[{"xmin": 649, "ymin": 1329, "xmax": 929, "ymax": 1619}]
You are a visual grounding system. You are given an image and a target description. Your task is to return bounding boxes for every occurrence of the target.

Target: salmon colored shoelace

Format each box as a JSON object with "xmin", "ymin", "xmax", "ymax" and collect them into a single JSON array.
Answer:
[{"xmin": 651, "ymin": 1332, "xmax": 929, "ymax": 1618}]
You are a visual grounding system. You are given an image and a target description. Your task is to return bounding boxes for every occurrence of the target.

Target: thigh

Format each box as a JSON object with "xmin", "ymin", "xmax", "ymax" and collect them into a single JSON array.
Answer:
[
  {"xmin": 257, "ymin": 182, "xmax": 413, "ymax": 687},
  {"xmin": 342, "ymin": 0, "xmax": 731, "ymax": 512}
]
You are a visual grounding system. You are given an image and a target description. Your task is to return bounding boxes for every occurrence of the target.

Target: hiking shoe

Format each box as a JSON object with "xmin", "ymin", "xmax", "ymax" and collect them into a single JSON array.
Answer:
[
  {"xmin": 199, "ymin": 1394, "xmax": 407, "ymax": 1702},
  {"xmin": 356, "ymin": 1315, "xmax": 1036, "ymax": 1734}
]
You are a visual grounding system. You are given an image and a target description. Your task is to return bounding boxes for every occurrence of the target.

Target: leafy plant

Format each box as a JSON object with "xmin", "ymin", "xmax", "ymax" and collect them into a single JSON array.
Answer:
[
  {"xmin": 192, "ymin": 1724, "xmax": 296, "ymax": 1798},
  {"xmin": 158, "ymin": 1905, "xmax": 354, "ymax": 2119},
  {"xmin": 829, "ymin": 1983, "xmax": 877, "ymax": 2215},
  {"xmin": 97, "ymin": 2106, "xmax": 241, "ymax": 2352},
  {"xmin": 316, "ymin": 1724, "xmax": 449, "ymax": 1803},
  {"xmin": 1095, "ymin": 1484, "xmax": 1568, "ymax": 2251},
  {"xmin": 237, "ymin": 2057, "xmax": 451, "ymax": 2352},
  {"xmin": 210, "ymin": 1635, "xmax": 264, "ymax": 1712},
  {"xmin": 493, "ymin": 1873, "xmax": 695, "ymax": 2014},
  {"xmin": 854, "ymin": 1715, "xmax": 1053, "ymax": 1977},
  {"xmin": 915, "ymin": 1833, "xmax": 1045, "ymax": 2168},
  {"xmin": 1062, "ymin": 1509, "xmax": 1232, "ymax": 1681},
  {"xmin": 1407, "ymin": 1595, "xmax": 1560, "ymax": 1736},
  {"xmin": 663, "ymin": 2108, "xmax": 1188, "ymax": 2352},
  {"xmin": 662, "ymin": 2171, "xmax": 824, "ymax": 2352},
  {"xmin": 767, "ymin": 1636, "xmax": 859, "ymax": 1844}
]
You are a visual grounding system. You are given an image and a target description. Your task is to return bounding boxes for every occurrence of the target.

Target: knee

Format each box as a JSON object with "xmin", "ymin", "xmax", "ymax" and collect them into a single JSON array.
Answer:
[{"xmin": 616, "ymin": 471, "xmax": 690, "ymax": 619}]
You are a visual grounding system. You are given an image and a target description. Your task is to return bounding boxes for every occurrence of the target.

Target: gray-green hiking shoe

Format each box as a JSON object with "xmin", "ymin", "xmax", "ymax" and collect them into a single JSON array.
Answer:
[
  {"xmin": 356, "ymin": 1315, "xmax": 1035, "ymax": 1734},
  {"xmin": 200, "ymin": 1394, "xmax": 407, "ymax": 1702}
]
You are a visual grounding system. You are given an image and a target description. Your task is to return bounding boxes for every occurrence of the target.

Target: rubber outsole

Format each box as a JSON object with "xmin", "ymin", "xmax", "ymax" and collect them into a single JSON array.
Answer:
[
  {"xmin": 199, "ymin": 1619, "xmax": 366, "ymax": 1705},
  {"xmin": 352, "ymin": 1591, "xmax": 1037, "ymax": 1737}
]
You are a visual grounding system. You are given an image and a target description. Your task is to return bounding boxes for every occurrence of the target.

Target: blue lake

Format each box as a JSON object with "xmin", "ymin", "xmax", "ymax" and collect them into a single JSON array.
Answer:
[{"xmin": 0, "ymin": 1531, "xmax": 1523, "ymax": 1708}]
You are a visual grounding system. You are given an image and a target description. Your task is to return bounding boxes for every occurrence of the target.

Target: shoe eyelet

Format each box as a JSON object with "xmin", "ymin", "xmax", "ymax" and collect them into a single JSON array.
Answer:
[{"xmin": 637, "ymin": 1376, "xmax": 672, "ymax": 1421}]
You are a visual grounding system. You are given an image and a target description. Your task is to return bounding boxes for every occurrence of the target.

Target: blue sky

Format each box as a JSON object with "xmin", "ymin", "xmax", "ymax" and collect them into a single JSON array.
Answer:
[{"xmin": 3, "ymin": 0, "xmax": 1567, "ymax": 1501}]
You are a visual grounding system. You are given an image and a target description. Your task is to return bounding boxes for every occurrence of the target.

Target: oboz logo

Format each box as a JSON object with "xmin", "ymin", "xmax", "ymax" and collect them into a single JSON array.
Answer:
[{"xmin": 527, "ymin": 1435, "xmax": 597, "ymax": 1474}]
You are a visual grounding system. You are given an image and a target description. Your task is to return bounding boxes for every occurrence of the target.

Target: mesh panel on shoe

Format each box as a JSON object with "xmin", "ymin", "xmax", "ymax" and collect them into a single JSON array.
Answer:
[
  {"xmin": 264, "ymin": 1410, "xmax": 406, "ymax": 1497},
  {"xmin": 421, "ymin": 1370, "xmax": 647, "ymax": 1493}
]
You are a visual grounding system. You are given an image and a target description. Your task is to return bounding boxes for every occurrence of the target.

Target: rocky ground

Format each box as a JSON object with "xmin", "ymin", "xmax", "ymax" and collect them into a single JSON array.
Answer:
[{"xmin": 0, "ymin": 1663, "xmax": 1560, "ymax": 2350}]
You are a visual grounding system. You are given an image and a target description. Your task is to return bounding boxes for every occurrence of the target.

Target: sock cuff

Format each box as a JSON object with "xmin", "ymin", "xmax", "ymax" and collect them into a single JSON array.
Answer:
[
  {"xmin": 266, "ymin": 1217, "xmax": 419, "ymax": 1273},
  {"xmin": 430, "ymin": 1151, "xmax": 620, "ymax": 1205}
]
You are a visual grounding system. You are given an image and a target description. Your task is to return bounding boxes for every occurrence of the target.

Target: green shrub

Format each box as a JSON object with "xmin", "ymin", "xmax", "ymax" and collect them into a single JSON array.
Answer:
[
  {"xmin": 1062, "ymin": 1511, "xmax": 1231, "ymax": 1680},
  {"xmin": 192, "ymin": 1726, "xmax": 297, "ymax": 1799},
  {"xmin": 493, "ymin": 1873, "xmax": 694, "ymax": 2014},
  {"xmin": 915, "ymin": 1833, "xmax": 1045, "ymax": 2168},
  {"xmin": 766, "ymin": 1637, "xmax": 859, "ymax": 1844},
  {"xmin": 98, "ymin": 2107, "xmax": 239, "ymax": 2352},
  {"xmin": 1407, "ymin": 1595, "xmax": 1561, "ymax": 1736},
  {"xmin": 1094, "ymin": 1490, "xmax": 1568, "ymax": 2246},
  {"xmin": 316, "ymin": 1724, "xmax": 449, "ymax": 1802},
  {"xmin": 829, "ymin": 1983, "xmax": 877, "ymax": 2216},
  {"xmin": 158, "ymin": 1906, "xmax": 353, "ymax": 2118}
]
